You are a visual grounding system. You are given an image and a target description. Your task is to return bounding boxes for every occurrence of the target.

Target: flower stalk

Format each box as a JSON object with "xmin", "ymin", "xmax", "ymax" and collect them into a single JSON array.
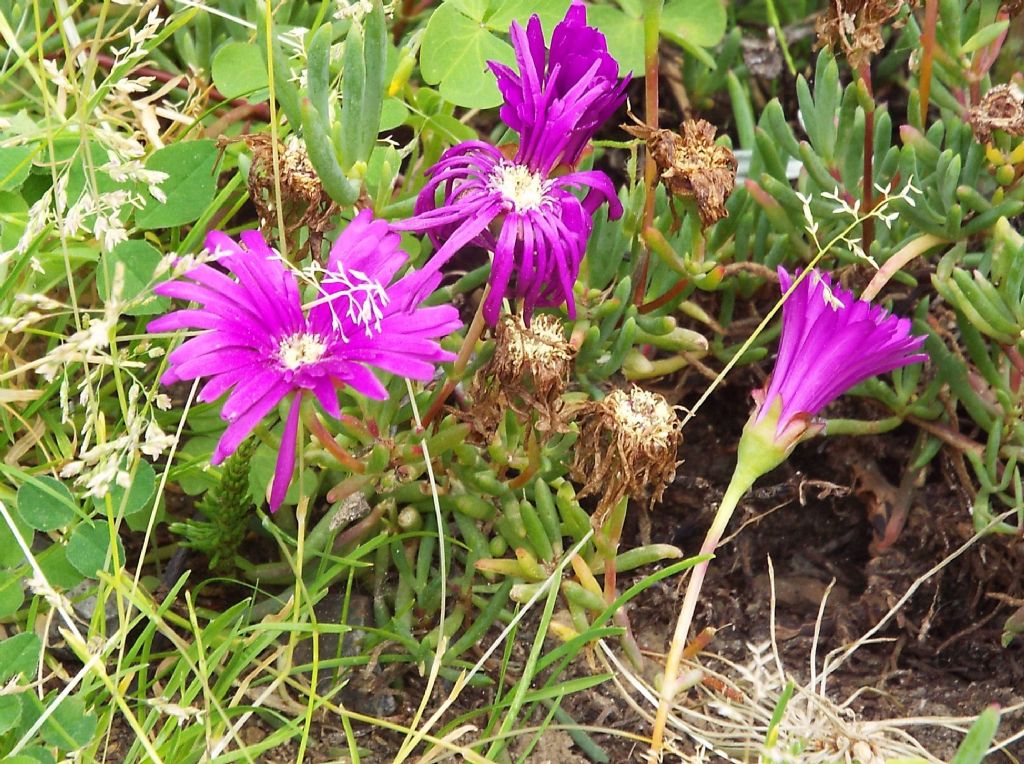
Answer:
[
  {"xmin": 421, "ymin": 289, "xmax": 489, "ymax": 428},
  {"xmin": 647, "ymin": 450, "xmax": 761, "ymax": 759},
  {"xmin": 633, "ymin": 0, "xmax": 664, "ymax": 305},
  {"xmin": 857, "ymin": 63, "xmax": 877, "ymax": 256},
  {"xmin": 591, "ymin": 497, "xmax": 645, "ymax": 669},
  {"xmin": 646, "ymin": 267, "xmax": 926, "ymax": 760}
]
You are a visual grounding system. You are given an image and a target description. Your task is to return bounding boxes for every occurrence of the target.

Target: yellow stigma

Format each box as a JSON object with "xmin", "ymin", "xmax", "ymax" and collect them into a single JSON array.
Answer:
[
  {"xmin": 277, "ymin": 332, "xmax": 327, "ymax": 370},
  {"xmin": 492, "ymin": 163, "xmax": 548, "ymax": 213}
]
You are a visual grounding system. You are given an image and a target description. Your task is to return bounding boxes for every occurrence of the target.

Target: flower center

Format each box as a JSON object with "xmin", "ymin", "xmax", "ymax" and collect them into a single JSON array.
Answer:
[
  {"xmin": 505, "ymin": 314, "xmax": 572, "ymax": 369},
  {"xmin": 277, "ymin": 332, "xmax": 327, "ymax": 370},
  {"xmin": 609, "ymin": 388, "xmax": 678, "ymax": 449},
  {"xmin": 491, "ymin": 162, "xmax": 548, "ymax": 213}
]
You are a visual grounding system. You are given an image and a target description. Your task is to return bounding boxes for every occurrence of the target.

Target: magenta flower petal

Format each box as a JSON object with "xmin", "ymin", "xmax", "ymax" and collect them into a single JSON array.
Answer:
[
  {"xmin": 394, "ymin": 141, "xmax": 621, "ymax": 325},
  {"xmin": 490, "ymin": 0, "xmax": 630, "ymax": 173},
  {"xmin": 394, "ymin": 3, "xmax": 626, "ymax": 327},
  {"xmin": 270, "ymin": 395, "xmax": 302, "ymax": 509},
  {"xmin": 757, "ymin": 267, "xmax": 928, "ymax": 436},
  {"xmin": 212, "ymin": 380, "xmax": 291, "ymax": 464},
  {"xmin": 150, "ymin": 211, "xmax": 460, "ymax": 510}
]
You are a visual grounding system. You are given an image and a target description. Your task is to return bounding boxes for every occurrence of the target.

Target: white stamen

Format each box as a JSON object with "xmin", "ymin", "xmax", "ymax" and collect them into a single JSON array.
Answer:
[
  {"xmin": 491, "ymin": 162, "xmax": 549, "ymax": 214},
  {"xmin": 277, "ymin": 333, "xmax": 328, "ymax": 370},
  {"xmin": 319, "ymin": 266, "xmax": 390, "ymax": 339}
]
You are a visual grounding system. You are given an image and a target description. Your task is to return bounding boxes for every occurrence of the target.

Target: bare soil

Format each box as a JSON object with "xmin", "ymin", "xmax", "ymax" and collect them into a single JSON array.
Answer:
[
  {"xmin": 278, "ymin": 379, "xmax": 1024, "ymax": 763},
  {"xmin": 616, "ymin": 377, "xmax": 1024, "ymax": 762}
]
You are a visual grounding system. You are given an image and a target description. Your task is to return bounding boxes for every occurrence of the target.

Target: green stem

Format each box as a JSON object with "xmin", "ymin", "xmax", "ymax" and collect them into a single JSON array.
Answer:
[
  {"xmin": 763, "ymin": 0, "xmax": 796, "ymax": 75},
  {"xmin": 822, "ymin": 415, "xmax": 904, "ymax": 436},
  {"xmin": 646, "ymin": 461, "xmax": 758, "ymax": 761}
]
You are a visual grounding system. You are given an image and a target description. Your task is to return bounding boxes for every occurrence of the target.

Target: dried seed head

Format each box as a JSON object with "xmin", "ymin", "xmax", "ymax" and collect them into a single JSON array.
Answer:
[
  {"xmin": 815, "ymin": 0, "xmax": 913, "ymax": 68},
  {"xmin": 237, "ymin": 134, "xmax": 336, "ymax": 253},
  {"xmin": 470, "ymin": 314, "xmax": 574, "ymax": 434},
  {"xmin": 623, "ymin": 118, "xmax": 737, "ymax": 227},
  {"xmin": 280, "ymin": 136, "xmax": 325, "ymax": 203},
  {"xmin": 968, "ymin": 84, "xmax": 1024, "ymax": 143},
  {"xmin": 571, "ymin": 386, "xmax": 682, "ymax": 522}
]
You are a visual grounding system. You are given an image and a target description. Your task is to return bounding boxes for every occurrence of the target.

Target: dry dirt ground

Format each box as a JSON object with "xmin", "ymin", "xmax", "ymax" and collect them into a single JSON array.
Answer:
[{"xmin": 262, "ymin": 380, "xmax": 1024, "ymax": 763}]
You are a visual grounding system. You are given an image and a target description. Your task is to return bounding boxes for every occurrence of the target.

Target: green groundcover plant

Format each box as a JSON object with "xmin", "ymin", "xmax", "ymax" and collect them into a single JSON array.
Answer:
[{"xmin": 1, "ymin": 0, "xmax": 1022, "ymax": 761}]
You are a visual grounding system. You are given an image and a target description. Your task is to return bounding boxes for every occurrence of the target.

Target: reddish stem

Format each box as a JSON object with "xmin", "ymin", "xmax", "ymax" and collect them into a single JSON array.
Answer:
[
  {"xmin": 421, "ymin": 290, "xmax": 489, "ymax": 428},
  {"xmin": 632, "ymin": 15, "xmax": 662, "ymax": 306},
  {"xmin": 637, "ymin": 277, "xmax": 689, "ymax": 314},
  {"xmin": 305, "ymin": 410, "xmax": 366, "ymax": 474},
  {"xmin": 918, "ymin": 0, "xmax": 939, "ymax": 125}
]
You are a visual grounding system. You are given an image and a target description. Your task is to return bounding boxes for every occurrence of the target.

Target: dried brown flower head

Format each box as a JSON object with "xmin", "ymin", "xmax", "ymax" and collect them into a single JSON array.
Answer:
[
  {"xmin": 815, "ymin": 0, "xmax": 912, "ymax": 68},
  {"xmin": 968, "ymin": 84, "xmax": 1024, "ymax": 143},
  {"xmin": 227, "ymin": 134, "xmax": 337, "ymax": 253},
  {"xmin": 469, "ymin": 314, "xmax": 574, "ymax": 435},
  {"xmin": 570, "ymin": 386, "xmax": 682, "ymax": 525},
  {"xmin": 623, "ymin": 117, "xmax": 737, "ymax": 228}
]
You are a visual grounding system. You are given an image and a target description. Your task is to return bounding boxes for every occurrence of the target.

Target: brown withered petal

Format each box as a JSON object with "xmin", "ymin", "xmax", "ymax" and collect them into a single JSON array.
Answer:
[
  {"xmin": 968, "ymin": 84, "xmax": 1024, "ymax": 143},
  {"xmin": 236, "ymin": 134, "xmax": 336, "ymax": 253},
  {"xmin": 623, "ymin": 118, "xmax": 737, "ymax": 228},
  {"xmin": 570, "ymin": 386, "xmax": 682, "ymax": 526},
  {"xmin": 815, "ymin": 0, "xmax": 912, "ymax": 69},
  {"xmin": 469, "ymin": 314, "xmax": 574, "ymax": 435}
]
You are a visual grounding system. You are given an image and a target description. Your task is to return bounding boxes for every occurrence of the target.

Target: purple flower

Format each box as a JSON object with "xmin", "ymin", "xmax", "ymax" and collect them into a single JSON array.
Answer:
[
  {"xmin": 394, "ymin": 3, "xmax": 627, "ymax": 326},
  {"xmin": 752, "ymin": 267, "xmax": 927, "ymax": 444},
  {"xmin": 489, "ymin": 1, "xmax": 630, "ymax": 173},
  {"xmin": 148, "ymin": 211, "xmax": 460, "ymax": 510},
  {"xmin": 396, "ymin": 142, "xmax": 620, "ymax": 325}
]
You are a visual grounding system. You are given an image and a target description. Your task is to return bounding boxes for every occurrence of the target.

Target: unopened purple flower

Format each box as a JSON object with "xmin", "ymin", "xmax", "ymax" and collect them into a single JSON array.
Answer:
[
  {"xmin": 148, "ymin": 211, "xmax": 460, "ymax": 510},
  {"xmin": 753, "ymin": 267, "xmax": 927, "ymax": 444},
  {"xmin": 489, "ymin": 0, "xmax": 630, "ymax": 173},
  {"xmin": 395, "ymin": 3, "xmax": 627, "ymax": 326}
]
